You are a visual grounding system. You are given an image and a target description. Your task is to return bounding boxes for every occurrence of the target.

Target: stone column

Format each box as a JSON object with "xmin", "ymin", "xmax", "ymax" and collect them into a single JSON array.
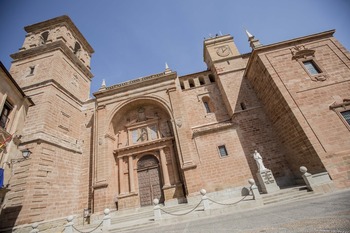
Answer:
[
  {"xmin": 169, "ymin": 146, "xmax": 180, "ymax": 184},
  {"xmin": 118, "ymin": 157, "xmax": 126, "ymax": 194},
  {"xmin": 128, "ymin": 155, "xmax": 135, "ymax": 193},
  {"xmin": 159, "ymin": 148, "xmax": 171, "ymax": 187}
]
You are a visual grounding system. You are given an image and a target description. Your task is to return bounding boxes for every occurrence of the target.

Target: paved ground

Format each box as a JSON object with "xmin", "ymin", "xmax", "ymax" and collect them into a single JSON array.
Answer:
[{"xmin": 127, "ymin": 190, "xmax": 350, "ymax": 233}]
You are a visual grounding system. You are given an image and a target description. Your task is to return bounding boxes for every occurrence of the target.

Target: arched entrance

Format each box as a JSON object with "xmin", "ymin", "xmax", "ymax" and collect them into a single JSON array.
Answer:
[{"xmin": 137, "ymin": 155, "xmax": 164, "ymax": 206}]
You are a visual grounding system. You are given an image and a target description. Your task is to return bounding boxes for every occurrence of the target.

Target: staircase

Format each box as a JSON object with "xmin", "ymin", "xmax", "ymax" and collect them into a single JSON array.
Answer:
[
  {"xmin": 262, "ymin": 186, "xmax": 319, "ymax": 205},
  {"xmin": 77, "ymin": 186, "xmax": 321, "ymax": 232}
]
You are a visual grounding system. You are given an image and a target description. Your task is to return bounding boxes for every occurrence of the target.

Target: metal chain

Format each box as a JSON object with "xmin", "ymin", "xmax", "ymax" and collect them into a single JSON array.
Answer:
[
  {"xmin": 207, "ymin": 194, "xmax": 249, "ymax": 206},
  {"xmin": 71, "ymin": 220, "xmax": 103, "ymax": 233},
  {"xmin": 160, "ymin": 199, "xmax": 203, "ymax": 216}
]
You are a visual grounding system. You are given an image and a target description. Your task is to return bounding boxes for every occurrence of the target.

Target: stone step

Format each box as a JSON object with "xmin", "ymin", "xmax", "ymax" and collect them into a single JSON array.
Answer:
[
  {"xmin": 109, "ymin": 220, "xmax": 157, "ymax": 233},
  {"xmin": 262, "ymin": 186, "xmax": 317, "ymax": 205},
  {"xmin": 110, "ymin": 202, "xmax": 199, "ymax": 224}
]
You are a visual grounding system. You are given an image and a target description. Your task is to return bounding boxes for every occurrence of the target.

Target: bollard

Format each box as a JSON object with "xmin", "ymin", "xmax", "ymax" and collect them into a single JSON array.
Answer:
[
  {"xmin": 64, "ymin": 215, "xmax": 74, "ymax": 233},
  {"xmin": 248, "ymin": 179, "xmax": 261, "ymax": 200},
  {"xmin": 102, "ymin": 208, "xmax": 111, "ymax": 232},
  {"xmin": 300, "ymin": 166, "xmax": 313, "ymax": 191},
  {"xmin": 153, "ymin": 198, "xmax": 161, "ymax": 221},
  {"xmin": 29, "ymin": 222, "xmax": 39, "ymax": 233},
  {"xmin": 200, "ymin": 189, "xmax": 210, "ymax": 211}
]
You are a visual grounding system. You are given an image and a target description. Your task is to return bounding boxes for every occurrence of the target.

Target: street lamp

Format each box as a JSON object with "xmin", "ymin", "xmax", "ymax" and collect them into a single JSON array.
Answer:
[
  {"xmin": 4, "ymin": 148, "xmax": 32, "ymax": 167},
  {"xmin": 21, "ymin": 148, "xmax": 31, "ymax": 159}
]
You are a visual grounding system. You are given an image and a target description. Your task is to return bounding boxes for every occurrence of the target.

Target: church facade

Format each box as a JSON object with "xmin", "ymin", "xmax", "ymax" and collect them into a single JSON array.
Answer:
[{"xmin": 0, "ymin": 15, "xmax": 349, "ymax": 229}]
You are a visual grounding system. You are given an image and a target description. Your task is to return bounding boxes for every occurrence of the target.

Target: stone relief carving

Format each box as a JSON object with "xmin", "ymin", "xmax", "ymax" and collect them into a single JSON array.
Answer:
[{"xmin": 290, "ymin": 45, "xmax": 315, "ymax": 60}]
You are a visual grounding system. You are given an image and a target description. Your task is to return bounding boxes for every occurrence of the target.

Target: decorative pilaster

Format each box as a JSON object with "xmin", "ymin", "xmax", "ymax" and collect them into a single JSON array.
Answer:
[
  {"xmin": 128, "ymin": 155, "xmax": 135, "ymax": 193},
  {"xmin": 169, "ymin": 146, "xmax": 180, "ymax": 184},
  {"xmin": 118, "ymin": 157, "xmax": 126, "ymax": 194},
  {"xmin": 159, "ymin": 148, "xmax": 171, "ymax": 187}
]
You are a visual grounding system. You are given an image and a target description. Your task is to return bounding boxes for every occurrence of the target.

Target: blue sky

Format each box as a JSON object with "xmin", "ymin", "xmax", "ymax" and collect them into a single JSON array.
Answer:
[{"xmin": 0, "ymin": 0, "xmax": 349, "ymax": 95}]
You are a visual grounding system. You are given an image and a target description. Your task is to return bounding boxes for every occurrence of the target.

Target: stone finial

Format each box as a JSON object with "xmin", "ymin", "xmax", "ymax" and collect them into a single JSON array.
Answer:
[
  {"xmin": 245, "ymin": 29, "xmax": 262, "ymax": 49},
  {"xmin": 165, "ymin": 62, "xmax": 171, "ymax": 74},
  {"xmin": 245, "ymin": 30, "xmax": 253, "ymax": 39},
  {"xmin": 103, "ymin": 208, "xmax": 110, "ymax": 215},
  {"xmin": 200, "ymin": 189, "xmax": 207, "ymax": 196},
  {"xmin": 153, "ymin": 198, "xmax": 159, "ymax": 205},
  {"xmin": 248, "ymin": 178, "xmax": 255, "ymax": 186},
  {"xmin": 30, "ymin": 222, "xmax": 39, "ymax": 233},
  {"xmin": 99, "ymin": 79, "xmax": 106, "ymax": 91}
]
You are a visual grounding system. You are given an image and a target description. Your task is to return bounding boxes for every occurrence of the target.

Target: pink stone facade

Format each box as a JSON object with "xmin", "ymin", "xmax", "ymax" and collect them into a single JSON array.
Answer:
[{"xmin": 0, "ymin": 16, "xmax": 349, "ymax": 229}]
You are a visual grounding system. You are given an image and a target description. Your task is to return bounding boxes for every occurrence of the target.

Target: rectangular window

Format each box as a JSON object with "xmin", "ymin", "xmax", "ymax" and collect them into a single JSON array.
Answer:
[
  {"xmin": 132, "ymin": 129, "xmax": 138, "ymax": 144},
  {"xmin": 303, "ymin": 60, "xmax": 321, "ymax": 75},
  {"xmin": 341, "ymin": 110, "xmax": 350, "ymax": 126},
  {"xmin": 218, "ymin": 145, "xmax": 228, "ymax": 157},
  {"xmin": 149, "ymin": 125, "xmax": 158, "ymax": 140},
  {"xmin": 0, "ymin": 101, "xmax": 13, "ymax": 129}
]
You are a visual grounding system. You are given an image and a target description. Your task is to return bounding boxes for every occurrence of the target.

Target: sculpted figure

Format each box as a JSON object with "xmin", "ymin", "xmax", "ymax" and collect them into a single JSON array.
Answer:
[{"xmin": 253, "ymin": 150, "xmax": 267, "ymax": 172}]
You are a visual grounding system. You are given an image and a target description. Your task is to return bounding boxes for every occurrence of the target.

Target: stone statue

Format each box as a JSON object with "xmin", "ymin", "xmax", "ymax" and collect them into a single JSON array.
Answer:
[{"xmin": 253, "ymin": 150, "xmax": 267, "ymax": 172}]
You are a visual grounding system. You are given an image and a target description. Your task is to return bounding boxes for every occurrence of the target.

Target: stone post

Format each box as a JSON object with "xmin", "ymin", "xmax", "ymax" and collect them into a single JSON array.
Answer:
[
  {"xmin": 300, "ymin": 166, "xmax": 312, "ymax": 190},
  {"xmin": 300, "ymin": 166, "xmax": 334, "ymax": 193},
  {"xmin": 248, "ymin": 179, "xmax": 261, "ymax": 200},
  {"xmin": 29, "ymin": 222, "xmax": 39, "ymax": 233},
  {"xmin": 64, "ymin": 216, "xmax": 74, "ymax": 233},
  {"xmin": 102, "ymin": 208, "xmax": 111, "ymax": 232},
  {"xmin": 200, "ymin": 189, "xmax": 210, "ymax": 211},
  {"xmin": 153, "ymin": 198, "xmax": 161, "ymax": 221}
]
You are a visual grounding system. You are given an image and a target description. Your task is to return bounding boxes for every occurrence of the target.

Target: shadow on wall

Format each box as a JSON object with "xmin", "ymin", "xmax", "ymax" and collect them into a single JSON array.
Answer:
[
  {"xmin": 233, "ymin": 77, "xmax": 296, "ymax": 189},
  {"xmin": 0, "ymin": 205, "xmax": 22, "ymax": 230}
]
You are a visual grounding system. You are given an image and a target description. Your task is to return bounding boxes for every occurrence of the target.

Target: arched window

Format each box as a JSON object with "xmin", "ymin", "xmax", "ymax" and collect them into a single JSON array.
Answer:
[
  {"xmin": 208, "ymin": 74, "xmax": 215, "ymax": 83},
  {"xmin": 40, "ymin": 31, "xmax": 49, "ymax": 44},
  {"xmin": 202, "ymin": 96, "xmax": 214, "ymax": 113},
  {"xmin": 189, "ymin": 79, "xmax": 195, "ymax": 88},
  {"xmin": 180, "ymin": 81, "xmax": 185, "ymax": 90},
  {"xmin": 74, "ymin": 42, "xmax": 81, "ymax": 55},
  {"xmin": 203, "ymin": 101, "xmax": 211, "ymax": 113},
  {"xmin": 199, "ymin": 76, "xmax": 205, "ymax": 85}
]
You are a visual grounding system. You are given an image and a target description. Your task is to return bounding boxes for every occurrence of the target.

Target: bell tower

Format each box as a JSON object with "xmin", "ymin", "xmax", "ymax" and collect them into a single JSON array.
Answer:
[
  {"xmin": 2, "ymin": 16, "xmax": 95, "ymax": 226},
  {"xmin": 10, "ymin": 15, "xmax": 94, "ymax": 101}
]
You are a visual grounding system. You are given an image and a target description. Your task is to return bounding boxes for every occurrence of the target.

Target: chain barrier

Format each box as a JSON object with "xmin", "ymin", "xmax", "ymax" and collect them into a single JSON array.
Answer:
[
  {"xmin": 159, "ymin": 199, "xmax": 203, "ymax": 216},
  {"xmin": 71, "ymin": 220, "xmax": 103, "ymax": 233},
  {"xmin": 207, "ymin": 194, "xmax": 249, "ymax": 206},
  {"xmin": 159, "ymin": 193, "xmax": 251, "ymax": 216}
]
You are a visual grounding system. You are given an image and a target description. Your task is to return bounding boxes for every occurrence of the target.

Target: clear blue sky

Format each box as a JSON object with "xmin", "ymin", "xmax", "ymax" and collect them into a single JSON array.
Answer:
[{"xmin": 1, "ymin": 0, "xmax": 349, "ymax": 95}]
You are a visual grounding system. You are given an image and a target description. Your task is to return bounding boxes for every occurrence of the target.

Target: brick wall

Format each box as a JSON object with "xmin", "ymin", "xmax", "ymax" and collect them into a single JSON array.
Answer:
[{"xmin": 246, "ymin": 33, "xmax": 350, "ymax": 188}]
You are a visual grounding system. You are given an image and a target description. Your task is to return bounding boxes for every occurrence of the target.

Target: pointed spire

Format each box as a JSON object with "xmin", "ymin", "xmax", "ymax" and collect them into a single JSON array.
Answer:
[
  {"xmin": 99, "ymin": 79, "xmax": 106, "ymax": 91},
  {"xmin": 245, "ymin": 29, "xmax": 253, "ymax": 38},
  {"xmin": 245, "ymin": 29, "xmax": 262, "ymax": 49},
  {"xmin": 165, "ymin": 62, "xmax": 171, "ymax": 74}
]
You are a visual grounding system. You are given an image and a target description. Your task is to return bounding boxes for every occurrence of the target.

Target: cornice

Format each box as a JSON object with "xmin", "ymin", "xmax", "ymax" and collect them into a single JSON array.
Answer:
[{"xmin": 93, "ymin": 71, "xmax": 177, "ymax": 97}]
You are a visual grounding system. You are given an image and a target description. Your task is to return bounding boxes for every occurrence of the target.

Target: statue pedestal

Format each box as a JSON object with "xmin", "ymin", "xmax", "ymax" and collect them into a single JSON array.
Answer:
[{"xmin": 256, "ymin": 169, "xmax": 280, "ymax": 194}]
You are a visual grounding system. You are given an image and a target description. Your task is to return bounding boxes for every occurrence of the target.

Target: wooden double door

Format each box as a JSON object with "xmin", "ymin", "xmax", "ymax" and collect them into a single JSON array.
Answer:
[{"xmin": 137, "ymin": 155, "xmax": 164, "ymax": 206}]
